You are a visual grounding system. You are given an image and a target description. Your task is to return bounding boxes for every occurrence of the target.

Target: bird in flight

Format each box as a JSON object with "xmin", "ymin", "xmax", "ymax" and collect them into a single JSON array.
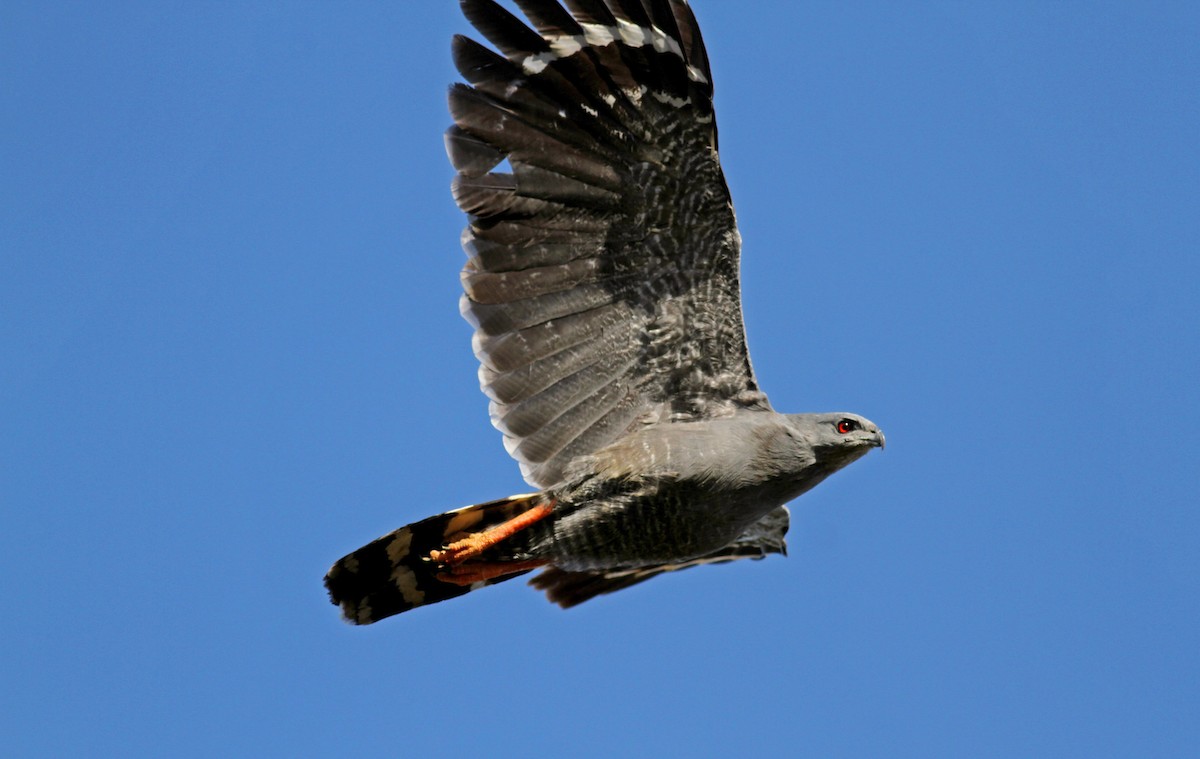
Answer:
[{"xmin": 325, "ymin": 0, "xmax": 884, "ymax": 624}]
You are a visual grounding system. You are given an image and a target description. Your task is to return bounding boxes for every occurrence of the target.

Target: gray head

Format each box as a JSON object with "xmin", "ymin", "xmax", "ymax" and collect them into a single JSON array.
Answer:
[{"xmin": 787, "ymin": 412, "xmax": 885, "ymax": 469}]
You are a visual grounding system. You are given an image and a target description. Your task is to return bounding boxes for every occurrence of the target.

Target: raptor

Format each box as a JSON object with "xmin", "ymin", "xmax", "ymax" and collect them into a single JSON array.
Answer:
[{"xmin": 325, "ymin": 0, "xmax": 884, "ymax": 623}]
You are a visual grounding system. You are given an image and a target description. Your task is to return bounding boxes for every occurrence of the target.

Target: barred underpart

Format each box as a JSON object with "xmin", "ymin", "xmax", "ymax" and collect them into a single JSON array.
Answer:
[{"xmin": 530, "ymin": 504, "xmax": 790, "ymax": 607}]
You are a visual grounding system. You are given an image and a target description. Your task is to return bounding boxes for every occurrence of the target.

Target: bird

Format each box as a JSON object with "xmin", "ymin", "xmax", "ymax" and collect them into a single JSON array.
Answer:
[{"xmin": 324, "ymin": 0, "xmax": 884, "ymax": 624}]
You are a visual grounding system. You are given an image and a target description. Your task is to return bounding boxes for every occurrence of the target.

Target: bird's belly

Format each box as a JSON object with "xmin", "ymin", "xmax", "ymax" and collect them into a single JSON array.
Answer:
[{"xmin": 537, "ymin": 484, "xmax": 779, "ymax": 572}]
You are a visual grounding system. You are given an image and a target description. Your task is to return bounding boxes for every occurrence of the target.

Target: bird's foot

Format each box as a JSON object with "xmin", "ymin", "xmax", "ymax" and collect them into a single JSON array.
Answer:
[{"xmin": 428, "ymin": 501, "xmax": 553, "ymax": 566}]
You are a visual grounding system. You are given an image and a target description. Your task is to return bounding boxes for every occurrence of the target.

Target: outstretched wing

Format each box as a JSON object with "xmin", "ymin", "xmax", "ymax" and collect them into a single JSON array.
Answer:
[{"xmin": 450, "ymin": 0, "xmax": 770, "ymax": 488}]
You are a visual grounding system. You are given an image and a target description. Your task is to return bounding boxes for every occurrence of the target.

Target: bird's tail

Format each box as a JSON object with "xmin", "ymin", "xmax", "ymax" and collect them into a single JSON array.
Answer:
[{"xmin": 324, "ymin": 492, "xmax": 547, "ymax": 624}]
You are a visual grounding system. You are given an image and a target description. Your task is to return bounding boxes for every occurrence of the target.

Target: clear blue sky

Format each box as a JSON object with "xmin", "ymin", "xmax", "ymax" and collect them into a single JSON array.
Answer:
[{"xmin": 3, "ymin": 2, "xmax": 1197, "ymax": 756}]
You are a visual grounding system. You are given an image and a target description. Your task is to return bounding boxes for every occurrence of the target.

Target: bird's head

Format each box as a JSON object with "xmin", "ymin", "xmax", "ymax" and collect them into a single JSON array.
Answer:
[{"xmin": 788, "ymin": 412, "xmax": 885, "ymax": 469}]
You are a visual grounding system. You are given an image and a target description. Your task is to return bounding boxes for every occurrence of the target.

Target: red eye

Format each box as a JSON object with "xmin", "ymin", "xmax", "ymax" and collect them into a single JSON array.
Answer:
[{"xmin": 836, "ymin": 419, "xmax": 859, "ymax": 434}]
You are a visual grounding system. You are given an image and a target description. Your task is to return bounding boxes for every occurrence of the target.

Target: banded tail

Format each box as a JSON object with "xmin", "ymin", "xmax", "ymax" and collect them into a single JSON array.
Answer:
[{"xmin": 324, "ymin": 493, "xmax": 546, "ymax": 624}]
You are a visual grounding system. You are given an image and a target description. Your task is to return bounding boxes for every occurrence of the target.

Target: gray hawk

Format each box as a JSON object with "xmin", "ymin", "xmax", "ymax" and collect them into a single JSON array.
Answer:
[{"xmin": 324, "ymin": 0, "xmax": 884, "ymax": 624}]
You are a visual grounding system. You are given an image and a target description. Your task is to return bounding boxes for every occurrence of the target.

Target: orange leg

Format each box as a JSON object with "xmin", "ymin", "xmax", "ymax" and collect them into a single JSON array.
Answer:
[
  {"xmin": 436, "ymin": 558, "xmax": 549, "ymax": 586},
  {"xmin": 428, "ymin": 501, "xmax": 553, "ymax": 566}
]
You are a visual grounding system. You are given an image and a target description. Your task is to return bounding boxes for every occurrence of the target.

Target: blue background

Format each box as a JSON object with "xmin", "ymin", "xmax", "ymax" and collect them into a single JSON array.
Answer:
[{"xmin": 3, "ymin": 2, "xmax": 1197, "ymax": 756}]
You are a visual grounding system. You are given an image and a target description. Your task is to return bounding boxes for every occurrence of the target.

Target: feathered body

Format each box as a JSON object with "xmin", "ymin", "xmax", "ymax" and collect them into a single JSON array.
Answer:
[
  {"xmin": 524, "ymin": 413, "xmax": 876, "ymax": 571},
  {"xmin": 325, "ymin": 0, "xmax": 884, "ymax": 623}
]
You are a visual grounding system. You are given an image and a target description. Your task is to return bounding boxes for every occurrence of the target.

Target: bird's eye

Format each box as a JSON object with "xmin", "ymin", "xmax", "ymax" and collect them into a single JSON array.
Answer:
[{"xmin": 836, "ymin": 419, "xmax": 859, "ymax": 434}]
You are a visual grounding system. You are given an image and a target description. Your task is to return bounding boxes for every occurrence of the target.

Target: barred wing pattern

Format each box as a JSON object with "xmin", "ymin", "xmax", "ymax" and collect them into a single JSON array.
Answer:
[{"xmin": 451, "ymin": 0, "xmax": 771, "ymax": 488}]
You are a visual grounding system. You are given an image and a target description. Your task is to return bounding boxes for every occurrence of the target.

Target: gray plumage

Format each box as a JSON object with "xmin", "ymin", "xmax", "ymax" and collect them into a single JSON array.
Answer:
[
  {"xmin": 519, "ymin": 412, "xmax": 883, "ymax": 571},
  {"xmin": 324, "ymin": 0, "xmax": 884, "ymax": 623}
]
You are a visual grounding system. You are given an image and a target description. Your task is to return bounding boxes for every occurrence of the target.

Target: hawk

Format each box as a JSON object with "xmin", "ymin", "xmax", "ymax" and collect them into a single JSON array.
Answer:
[{"xmin": 324, "ymin": 0, "xmax": 884, "ymax": 623}]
